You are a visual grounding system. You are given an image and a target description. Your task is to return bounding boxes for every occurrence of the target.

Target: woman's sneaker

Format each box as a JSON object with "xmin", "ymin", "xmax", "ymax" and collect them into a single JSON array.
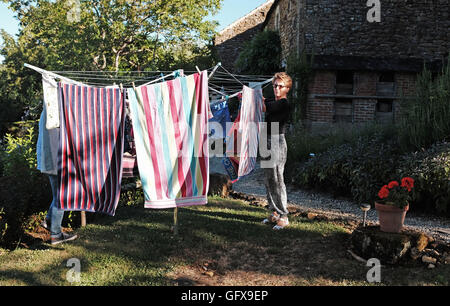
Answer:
[
  {"xmin": 273, "ymin": 217, "xmax": 289, "ymax": 230},
  {"xmin": 262, "ymin": 211, "xmax": 280, "ymax": 224},
  {"xmin": 50, "ymin": 232, "xmax": 78, "ymax": 245}
]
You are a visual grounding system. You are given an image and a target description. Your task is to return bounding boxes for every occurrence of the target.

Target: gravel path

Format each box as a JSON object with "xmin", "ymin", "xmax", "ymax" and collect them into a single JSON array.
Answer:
[{"xmin": 210, "ymin": 157, "xmax": 450, "ymax": 243}]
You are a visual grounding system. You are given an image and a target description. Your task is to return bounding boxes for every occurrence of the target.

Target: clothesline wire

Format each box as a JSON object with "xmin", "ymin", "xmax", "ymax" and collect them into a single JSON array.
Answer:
[
  {"xmin": 48, "ymin": 70, "xmax": 272, "ymax": 82},
  {"xmin": 31, "ymin": 63, "xmax": 274, "ymax": 97}
]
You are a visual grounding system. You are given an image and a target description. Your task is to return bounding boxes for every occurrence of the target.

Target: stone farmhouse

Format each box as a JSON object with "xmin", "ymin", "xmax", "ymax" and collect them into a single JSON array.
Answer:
[{"xmin": 214, "ymin": 0, "xmax": 449, "ymax": 131}]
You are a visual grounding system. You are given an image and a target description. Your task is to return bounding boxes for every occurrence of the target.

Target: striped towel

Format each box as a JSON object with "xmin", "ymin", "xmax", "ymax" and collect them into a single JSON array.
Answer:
[
  {"xmin": 223, "ymin": 85, "xmax": 263, "ymax": 183},
  {"xmin": 122, "ymin": 153, "xmax": 139, "ymax": 178},
  {"xmin": 127, "ymin": 70, "xmax": 211, "ymax": 209},
  {"xmin": 57, "ymin": 83, "xmax": 125, "ymax": 216}
]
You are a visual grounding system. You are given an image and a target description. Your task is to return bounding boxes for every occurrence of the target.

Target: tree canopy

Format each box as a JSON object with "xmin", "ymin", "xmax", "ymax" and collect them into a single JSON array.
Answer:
[{"xmin": 0, "ymin": 0, "xmax": 221, "ymax": 132}]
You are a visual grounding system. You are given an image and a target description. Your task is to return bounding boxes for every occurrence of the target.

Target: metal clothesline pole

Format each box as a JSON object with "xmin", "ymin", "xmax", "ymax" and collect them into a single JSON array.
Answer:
[
  {"xmin": 24, "ymin": 63, "xmax": 84, "ymax": 85},
  {"xmin": 140, "ymin": 71, "xmax": 176, "ymax": 87},
  {"xmin": 208, "ymin": 62, "xmax": 221, "ymax": 80}
]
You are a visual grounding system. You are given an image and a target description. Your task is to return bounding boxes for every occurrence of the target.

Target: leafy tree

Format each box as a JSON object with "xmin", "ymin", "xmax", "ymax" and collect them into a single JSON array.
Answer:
[
  {"xmin": 0, "ymin": 0, "xmax": 221, "ymax": 128},
  {"xmin": 4, "ymin": 0, "xmax": 220, "ymax": 71},
  {"xmin": 0, "ymin": 30, "xmax": 43, "ymax": 134}
]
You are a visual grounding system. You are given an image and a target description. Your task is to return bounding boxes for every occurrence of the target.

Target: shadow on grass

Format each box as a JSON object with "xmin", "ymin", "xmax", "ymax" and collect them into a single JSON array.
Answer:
[{"xmin": 2, "ymin": 199, "xmax": 449, "ymax": 286}]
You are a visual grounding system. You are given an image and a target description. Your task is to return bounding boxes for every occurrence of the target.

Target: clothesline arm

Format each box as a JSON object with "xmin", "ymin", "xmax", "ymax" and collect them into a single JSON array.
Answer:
[
  {"xmin": 208, "ymin": 77, "xmax": 273, "ymax": 101},
  {"xmin": 208, "ymin": 62, "xmax": 221, "ymax": 80},
  {"xmin": 140, "ymin": 71, "xmax": 175, "ymax": 87},
  {"xmin": 24, "ymin": 63, "xmax": 84, "ymax": 85}
]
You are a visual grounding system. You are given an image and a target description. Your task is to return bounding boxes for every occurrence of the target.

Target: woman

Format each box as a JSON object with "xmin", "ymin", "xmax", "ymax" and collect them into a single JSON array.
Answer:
[{"xmin": 261, "ymin": 72, "xmax": 292, "ymax": 230}]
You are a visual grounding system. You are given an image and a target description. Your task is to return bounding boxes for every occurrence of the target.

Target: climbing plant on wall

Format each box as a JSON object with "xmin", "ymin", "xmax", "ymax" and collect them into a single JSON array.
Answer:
[
  {"xmin": 286, "ymin": 51, "xmax": 314, "ymax": 124},
  {"xmin": 235, "ymin": 30, "xmax": 282, "ymax": 75}
]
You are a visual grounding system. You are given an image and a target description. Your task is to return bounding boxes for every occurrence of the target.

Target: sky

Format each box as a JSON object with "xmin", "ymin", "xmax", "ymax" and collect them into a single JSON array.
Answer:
[
  {"xmin": 0, "ymin": 0, "xmax": 269, "ymax": 35},
  {"xmin": 0, "ymin": 0, "xmax": 269, "ymax": 61}
]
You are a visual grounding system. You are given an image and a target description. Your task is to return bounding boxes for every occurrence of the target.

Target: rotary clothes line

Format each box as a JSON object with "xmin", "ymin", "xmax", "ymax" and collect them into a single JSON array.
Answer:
[
  {"xmin": 28, "ymin": 64, "xmax": 216, "ymax": 233},
  {"xmin": 27, "ymin": 63, "xmax": 273, "ymax": 232}
]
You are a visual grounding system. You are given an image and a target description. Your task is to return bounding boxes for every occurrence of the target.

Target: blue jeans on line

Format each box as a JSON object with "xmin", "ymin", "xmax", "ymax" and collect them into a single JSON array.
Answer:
[{"xmin": 46, "ymin": 174, "xmax": 65, "ymax": 237}]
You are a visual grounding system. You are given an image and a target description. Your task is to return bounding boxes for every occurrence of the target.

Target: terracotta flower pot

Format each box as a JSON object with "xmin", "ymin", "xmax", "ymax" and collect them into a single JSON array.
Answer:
[{"xmin": 375, "ymin": 202, "xmax": 409, "ymax": 233}]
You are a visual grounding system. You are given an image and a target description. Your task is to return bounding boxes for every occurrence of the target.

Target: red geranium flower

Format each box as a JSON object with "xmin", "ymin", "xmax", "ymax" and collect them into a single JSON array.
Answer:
[
  {"xmin": 388, "ymin": 181, "xmax": 399, "ymax": 189},
  {"xmin": 401, "ymin": 177, "xmax": 414, "ymax": 192},
  {"xmin": 378, "ymin": 185, "xmax": 390, "ymax": 199},
  {"xmin": 377, "ymin": 177, "xmax": 414, "ymax": 208}
]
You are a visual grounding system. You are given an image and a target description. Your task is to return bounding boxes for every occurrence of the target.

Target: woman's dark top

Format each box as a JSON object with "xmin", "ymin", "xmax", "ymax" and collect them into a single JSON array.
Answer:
[{"xmin": 265, "ymin": 98, "xmax": 291, "ymax": 135}]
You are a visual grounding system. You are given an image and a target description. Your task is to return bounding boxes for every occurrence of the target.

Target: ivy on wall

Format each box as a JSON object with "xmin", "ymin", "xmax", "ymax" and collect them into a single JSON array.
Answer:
[
  {"xmin": 287, "ymin": 51, "xmax": 314, "ymax": 124},
  {"xmin": 235, "ymin": 30, "xmax": 282, "ymax": 75}
]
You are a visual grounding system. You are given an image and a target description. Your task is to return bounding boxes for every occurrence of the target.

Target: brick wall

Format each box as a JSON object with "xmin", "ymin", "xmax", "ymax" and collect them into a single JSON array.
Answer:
[
  {"xmin": 307, "ymin": 99, "xmax": 334, "ymax": 123},
  {"xmin": 394, "ymin": 72, "xmax": 417, "ymax": 121},
  {"xmin": 308, "ymin": 71, "xmax": 335, "ymax": 94},
  {"xmin": 396, "ymin": 72, "xmax": 417, "ymax": 97},
  {"xmin": 354, "ymin": 72, "xmax": 377, "ymax": 96},
  {"xmin": 304, "ymin": 70, "xmax": 418, "ymax": 128},
  {"xmin": 354, "ymin": 100, "xmax": 376, "ymax": 123}
]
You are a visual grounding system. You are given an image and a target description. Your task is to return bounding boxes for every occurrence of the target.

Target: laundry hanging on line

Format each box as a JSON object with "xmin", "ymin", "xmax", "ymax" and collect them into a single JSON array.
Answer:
[
  {"xmin": 222, "ymin": 85, "xmax": 263, "ymax": 183},
  {"xmin": 127, "ymin": 70, "xmax": 212, "ymax": 209},
  {"xmin": 56, "ymin": 82, "xmax": 126, "ymax": 216},
  {"xmin": 36, "ymin": 102, "xmax": 59, "ymax": 176},
  {"xmin": 42, "ymin": 73, "xmax": 60, "ymax": 129},
  {"xmin": 32, "ymin": 63, "xmax": 273, "ymax": 201},
  {"xmin": 208, "ymin": 99, "xmax": 231, "ymax": 140}
]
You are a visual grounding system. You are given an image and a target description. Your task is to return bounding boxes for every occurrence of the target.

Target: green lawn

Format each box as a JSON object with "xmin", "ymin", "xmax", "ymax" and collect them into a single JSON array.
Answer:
[{"xmin": 0, "ymin": 196, "xmax": 448, "ymax": 286}]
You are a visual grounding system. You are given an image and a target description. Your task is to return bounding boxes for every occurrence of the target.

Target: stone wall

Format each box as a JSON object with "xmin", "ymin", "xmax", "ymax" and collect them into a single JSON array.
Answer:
[
  {"xmin": 265, "ymin": 0, "xmax": 449, "ymax": 61},
  {"xmin": 218, "ymin": 0, "xmax": 447, "ymax": 131},
  {"xmin": 264, "ymin": 0, "xmax": 300, "ymax": 62},
  {"xmin": 214, "ymin": 0, "xmax": 274, "ymax": 72}
]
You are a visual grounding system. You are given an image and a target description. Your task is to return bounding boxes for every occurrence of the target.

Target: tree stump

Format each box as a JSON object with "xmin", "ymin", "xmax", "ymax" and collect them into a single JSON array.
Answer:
[
  {"xmin": 350, "ymin": 225, "xmax": 433, "ymax": 265},
  {"xmin": 208, "ymin": 172, "xmax": 232, "ymax": 198}
]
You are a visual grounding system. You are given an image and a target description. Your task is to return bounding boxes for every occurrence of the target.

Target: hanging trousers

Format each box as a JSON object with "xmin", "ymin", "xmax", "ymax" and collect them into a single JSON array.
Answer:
[{"xmin": 263, "ymin": 133, "xmax": 288, "ymax": 217}]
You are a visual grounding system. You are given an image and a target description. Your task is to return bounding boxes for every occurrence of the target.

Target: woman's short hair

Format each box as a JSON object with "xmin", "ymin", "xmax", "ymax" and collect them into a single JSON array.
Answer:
[{"xmin": 272, "ymin": 72, "xmax": 292, "ymax": 89}]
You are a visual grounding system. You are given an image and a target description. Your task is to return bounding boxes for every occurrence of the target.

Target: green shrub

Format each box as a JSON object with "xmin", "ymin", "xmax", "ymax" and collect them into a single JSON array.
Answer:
[
  {"xmin": 397, "ymin": 142, "xmax": 450, "ymax": 215},
  {"xmin": 398, "ymin": 59, "xmax": 450, "ymax": 151},
  {"xmin": 0, "ymin": 126, "xmax": 51, "ymax": 248},
  {"xmin": 1, "ymin": 127, "xmax": 37, "ymax": 176},
  {"xmin": 285, "ymin": 122, "xmax": 397, "ymax": 181},
  {"xmin": 293, "ymin": 133, "xmax": 402, "ymax": 203}
]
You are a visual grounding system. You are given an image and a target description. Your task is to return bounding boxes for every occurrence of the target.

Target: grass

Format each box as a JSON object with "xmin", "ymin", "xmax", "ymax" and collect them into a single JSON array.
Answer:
[{"xmin": 0, "ymin": 196, "xmax": 449, "ymax": 286}]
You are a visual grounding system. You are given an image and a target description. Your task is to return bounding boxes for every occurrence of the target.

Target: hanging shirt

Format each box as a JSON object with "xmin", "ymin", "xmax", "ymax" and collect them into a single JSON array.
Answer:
[
  {"xmin": 56, "ymin": 83, "xmax": 125, "ymax": 216},
  {"xmin": 36, "ymin": 102, "xmax": 60, "ymax": 175},
  {"xmin": 42, "ymin": 73, "xmax": 60, "ymax": 129},
  {"xmin": 209, "ymin": 99, "xmax": 231, "ymax": 139},
  {"xmin": 127, "ymin": 70, "xmax": 211, "ymax": 209},
  {"xmin": 222, "ymin": 85, "xmax": 263, "ymax": 183}
]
